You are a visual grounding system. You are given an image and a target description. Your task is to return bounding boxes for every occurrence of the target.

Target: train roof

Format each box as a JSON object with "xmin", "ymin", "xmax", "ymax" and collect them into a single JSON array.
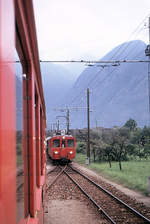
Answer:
[
  {"xmin": 46, "ymin": 131, "xmax": 74, "ymax": 142},
  {"xmin": 53, "ymin": 134, "xmax": 73, "ymax": 137}
]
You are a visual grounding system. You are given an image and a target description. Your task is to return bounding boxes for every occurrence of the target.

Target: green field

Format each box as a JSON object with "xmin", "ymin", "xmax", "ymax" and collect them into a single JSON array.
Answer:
[{"xmin": 75, "ymin": 153, "xmax": 150, "ymax": 195}]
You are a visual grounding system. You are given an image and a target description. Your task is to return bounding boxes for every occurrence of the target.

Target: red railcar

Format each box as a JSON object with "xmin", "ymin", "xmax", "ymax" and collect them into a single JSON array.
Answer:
[
  {"xmin": 47, "ymin": 135, "xmax": 76, "ymax": 163},
  {"xmin": 0, "ymin": 1, "xmax": 46, "ymax": 224}
]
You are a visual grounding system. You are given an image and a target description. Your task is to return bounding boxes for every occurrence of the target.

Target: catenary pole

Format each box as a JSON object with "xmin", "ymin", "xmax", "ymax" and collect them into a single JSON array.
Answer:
[
  {"xmin": 148, "ymin": 17, "xmax": 150, "ymax": 125},
  {"xmin": 86, "ymin": 88, "xmax": 90, "ymax": 165},
  {"xmin": 66, "ymin": 108, "xmax": 70, "ymax": 134}
]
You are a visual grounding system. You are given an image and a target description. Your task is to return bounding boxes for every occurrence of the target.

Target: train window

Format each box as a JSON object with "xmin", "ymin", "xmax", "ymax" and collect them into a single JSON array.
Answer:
[
  {"xmin": 67, "ymin": 139, "xmax": 74, "ymax": 147},
  {"xmin": 35, "ymin": 91, "xmax": 39, "ymax": 186},
  {"xmin": 62, "ymin": 139, "xmax": 65, "ymax": 148},
  {"xmin": 15, "ymin": 50, "xmax": 24, "ymax": 223},
  {"xmin": 53, "ymin": 139, "xmax": 60, "ymax": 148},
  {"xmin": 40, "ymin": 108, "xmax": 43, "ymax": 175}
]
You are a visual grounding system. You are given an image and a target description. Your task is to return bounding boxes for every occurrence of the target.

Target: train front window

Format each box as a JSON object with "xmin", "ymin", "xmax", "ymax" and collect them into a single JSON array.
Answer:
[
  {"xmin": 62, "ymin": 139, "xmax": 66, "ymax": 148},
  {"xmin": 67, "ymin": 139, "xmax": 74, "ymax": 147},
  {"xmin": 53, "ymin": 139, "xmax": 60, "ymax": 148}
]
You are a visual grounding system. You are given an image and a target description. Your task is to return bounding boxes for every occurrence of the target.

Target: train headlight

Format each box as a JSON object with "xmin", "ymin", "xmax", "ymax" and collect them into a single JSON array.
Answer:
[
  {"xmin": 70, "ymin": 151, "xmax": 73, "ymax": 154},
  {"xmin": 54, "ymin": 151, "xmax": 59, "ymax": 154}
]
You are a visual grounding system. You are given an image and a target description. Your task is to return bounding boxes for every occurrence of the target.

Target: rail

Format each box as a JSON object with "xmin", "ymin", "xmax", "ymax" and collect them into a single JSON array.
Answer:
[
  {"xmin": 64, "ymin": 169, "xmax": 116, "ymax": 224},
  {"xmin": 68, "ymin": 165, "xmax": 150, "ymax": 223}
]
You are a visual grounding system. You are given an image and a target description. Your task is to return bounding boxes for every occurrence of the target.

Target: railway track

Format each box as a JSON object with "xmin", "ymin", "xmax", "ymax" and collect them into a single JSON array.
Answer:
[
  {"xmin": 16, "ymin": 169, "xmax": 24, "ymax": 193},
  {"xmin": 47, "ymin": 165, "xmax": 67, "ymax": 188},
  {"xmin": 47, "ymin": 164, "xmax": 150, "ymax": 224}
]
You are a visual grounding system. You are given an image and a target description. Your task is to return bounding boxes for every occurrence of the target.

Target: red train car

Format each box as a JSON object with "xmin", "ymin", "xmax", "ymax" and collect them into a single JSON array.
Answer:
[
  {"xmin": 47, "ymin": 135, "xmax": 76, "ymax": 163},
  {"xmin": 0, "ymin": 1, "xmax": 46, "ymax": 224}
]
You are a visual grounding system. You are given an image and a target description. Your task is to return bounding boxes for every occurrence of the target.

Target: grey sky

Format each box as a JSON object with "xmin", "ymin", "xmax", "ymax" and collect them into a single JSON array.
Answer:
[{"xmin": 33, "ymin": 0, "xmax": 150, "ymax": 60}]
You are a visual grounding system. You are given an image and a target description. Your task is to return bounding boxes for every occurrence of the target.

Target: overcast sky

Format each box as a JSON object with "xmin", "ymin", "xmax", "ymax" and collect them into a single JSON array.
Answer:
[{"xmin": 33, "ymin": 0, "xmax": 150, "ymax": 61}]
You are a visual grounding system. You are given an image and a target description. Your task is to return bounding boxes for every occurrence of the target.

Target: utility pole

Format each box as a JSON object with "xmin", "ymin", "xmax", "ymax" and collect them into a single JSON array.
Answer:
[
  {"xmin": 148, "ymin": 17, "xmax": 150, "ymax": 125},
  {"xmin": 57, "ymin": 119, "xmax": 59, "ymax": 132},
  {"xmin": 96, "ymin": 119, "xmax": 98, "ymax": 129},
  {"xmin": 53, "ymin": 123, "xmax": 56, "ymax": 131},
  {"xmin": 145, "ymin": 17, "xmax": 150, "ymax": 125},
  {"xmin": 66, "ymin": 108, "xmax": 70, "ymax": 134},
  {"xmin": 86, "ymin": 88, "xmax": 90, "ymax": 165}
]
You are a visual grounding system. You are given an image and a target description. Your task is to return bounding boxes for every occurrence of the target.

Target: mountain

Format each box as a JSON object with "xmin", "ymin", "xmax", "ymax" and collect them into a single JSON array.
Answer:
[
  {"xmin": 61, "ymin": 63, "xmax": 85, "ymax": 82},
  {"xmin": 60, "ymin": 40, "xmax": 149, "ymax": 128}
]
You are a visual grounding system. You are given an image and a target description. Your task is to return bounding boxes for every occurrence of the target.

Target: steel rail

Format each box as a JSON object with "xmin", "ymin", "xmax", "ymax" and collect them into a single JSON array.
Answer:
[
  {"xmin": 47, "ymin": 165, "xmax": 60, "ymax": 175},
  {"xmin": 64, "ymin": 169, "xmax": 116, "ymax": 224},
  {"xmin": 17, "ymin": 169, "xmax": 24, "ymax": 177},
  {"xmin": 17, "ymin": 182, "xmax": 24, "ymax": 192},
  {"xmin": 16, "ymin": 170, "xmax": 24, "ymax": 191},
  {"xmin": 69, "ymin": 165, "xmax": 150, "ymax": 223},
  {"xmin": 48, "ymin": 165, "xmax": 67, "ymax": 189}
]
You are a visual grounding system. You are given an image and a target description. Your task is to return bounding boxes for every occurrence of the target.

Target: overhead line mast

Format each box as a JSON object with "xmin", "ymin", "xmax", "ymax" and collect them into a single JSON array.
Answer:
[
  {"xmin": 86, "ymin": 88, "xmax": 90, "ymax": 165},
  {"xmin": 148, "ymin": 17, "xmax": 150, "ymax": 125}
]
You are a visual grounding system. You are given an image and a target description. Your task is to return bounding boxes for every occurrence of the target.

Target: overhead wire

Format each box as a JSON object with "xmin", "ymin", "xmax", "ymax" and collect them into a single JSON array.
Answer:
[{"xmin": 68, "ymin": 15, "xmax": 150, "ymax": 108}]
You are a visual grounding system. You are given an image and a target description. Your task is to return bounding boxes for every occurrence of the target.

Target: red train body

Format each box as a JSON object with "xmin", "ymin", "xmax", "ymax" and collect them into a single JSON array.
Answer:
[
  {"xmin": 0, "ymin": 1, "xmax": 46, "ymax": 224},
  {"xmin": 47, "ymin": 135, "xmax": 76, "ymax": 162}
]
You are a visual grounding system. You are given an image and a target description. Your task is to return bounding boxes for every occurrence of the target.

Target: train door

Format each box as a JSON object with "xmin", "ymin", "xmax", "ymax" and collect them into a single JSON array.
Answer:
[{"xmin": 61, "ymin": 137, "xmax": 67, "ymax": 158}]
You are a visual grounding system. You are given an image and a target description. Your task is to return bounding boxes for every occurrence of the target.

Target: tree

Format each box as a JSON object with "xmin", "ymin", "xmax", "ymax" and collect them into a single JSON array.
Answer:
[
  {"xmin": 76, "ymin": 142, "xmax": 86, "ymax": 154},
  {"xmin": 90, "ymin": 139, "xmax": 98, "ymax": 162},
  {"xmin": 113, "ymin": 128, "xmax": 130, "ymax": 170},
  {"xmin": 131, "ymin": 126, "xmax": 150, "ymax": 159},
  {"xmin": 92, "ymin": 144, "xmax": 99, "ymax": 162},
  {"xmin": 143, "ymin": 143, "xmax": 150, "ymax": 159},
  {"xmin": 124, "ymin": 118, "xmax": 137, "ymax": 131},
  {"xmin": 104, "ymin": 145, "xmax": 113, "ymax": 168},
  {"xmin": 130, "ymin": 128, "xmax": 144, "ymax": 159}
]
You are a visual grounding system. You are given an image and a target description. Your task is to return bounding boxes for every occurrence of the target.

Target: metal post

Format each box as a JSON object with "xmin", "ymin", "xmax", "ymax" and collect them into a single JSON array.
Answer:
[
  {"xmin": 66, "ymin": 108, "xmax": 70, "ymax": 134},
  {"xmin": 148, "ymin": 176, "xmax": 150, "ymax": 195},
  {"xmin": 57, "ymin": 119, "xmax": 59, "ymax": 132},
  {"xmin": 53, "ymin": 123, "xmax": 56, "ymax": 131},
  {"xmin": 148, "ymin": 17, "xmax": 150, "ymax": 125},
  {"xmin": 86, "ymin": 88, "xmax": 90, "ymax": 165},
  {"xmin": 96, "ymin": 119, "xmax": 98, "ymax": 129}
]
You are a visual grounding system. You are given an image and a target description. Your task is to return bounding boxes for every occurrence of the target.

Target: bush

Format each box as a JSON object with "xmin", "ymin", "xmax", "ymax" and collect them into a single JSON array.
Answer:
[{"xmin": 76, "ymin": 141, "xmax": 86, "ymax": 154}]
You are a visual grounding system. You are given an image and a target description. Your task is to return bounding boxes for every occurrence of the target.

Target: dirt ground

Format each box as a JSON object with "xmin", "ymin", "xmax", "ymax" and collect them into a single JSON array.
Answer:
[
  {"xmin": 46, "ymin": 200, "xmax": 106, "ymax": 224},
  {"xmin": 45, "ymin": 162, "xmax": 150, "ymax": 224}
]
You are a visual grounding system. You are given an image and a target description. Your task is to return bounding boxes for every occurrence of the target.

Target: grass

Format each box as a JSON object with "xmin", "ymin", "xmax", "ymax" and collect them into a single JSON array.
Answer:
[
  {"xmin": 75, "ymin": 153, "xmax": 87, "ymax": 164},
  {"xmin": 16, "ymin": 143, "xmax": 23, "ymax": 166},
  {"xmin": 17, "ymin": 154, "xmax": 23, "ymax": 166},
  {"xmin": 75, "ymin": 153, "xmax": 150, "ymax": 195}
]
